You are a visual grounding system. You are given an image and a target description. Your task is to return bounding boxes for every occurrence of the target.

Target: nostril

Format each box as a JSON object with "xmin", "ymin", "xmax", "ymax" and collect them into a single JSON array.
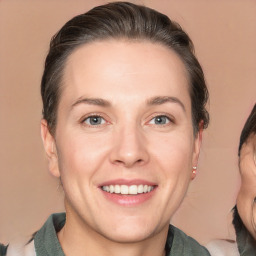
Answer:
[
  {"xmin": 115, "ymin": 160, "xmax": 123, "ymax": 164},
  {"xmin": 112, "ymin": 158, "xmax": 145, "ymax": 167}
]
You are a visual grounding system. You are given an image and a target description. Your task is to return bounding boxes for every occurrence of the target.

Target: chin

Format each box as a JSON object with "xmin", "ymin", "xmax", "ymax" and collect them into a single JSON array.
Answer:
[
  {"xmin": 243, "ymin": 221, "xmax": 256, "ymax": 240},
  {"xmin": 237, "ymin": 201, "xmax": 256, "ymax": 240},
  {"xmin": 97, "ymin": 216, "xmax": 164, "ymax": 243},
  {"xmin": 102, "ymin": 226, "xmax": 157, "ymax": 243}
]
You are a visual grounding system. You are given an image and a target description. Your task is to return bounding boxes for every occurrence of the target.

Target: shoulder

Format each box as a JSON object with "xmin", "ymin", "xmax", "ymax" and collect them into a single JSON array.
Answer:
[
  {"xmin": 170, "ymin": 225, "xmax": 210, "ymax": 255},
  {"xmin": 3, "ymin": 212, "xmax": 65, "ymax": 256},
  {"xmin": 206, "ymin": 239, "xmax": 239, "ymax": 256},
  {"xmin": 5, "ymin": 239, "xmax": 35, "ymax": 256},
  {"xmin": 24, "ymin": 241, "xmax": 36, "ymax": 256}
]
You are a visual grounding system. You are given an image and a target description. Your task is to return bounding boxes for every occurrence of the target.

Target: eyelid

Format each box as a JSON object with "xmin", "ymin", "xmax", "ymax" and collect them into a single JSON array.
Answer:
[
  {"xmin": 84, "ymin": 116, "xmax": 106, "ymax": 126},
  {"xmin": 80, "ymin": 113, "xmax": 110, "ymax": 127},
  {"xmin": 146, "ymin": 113, "xmax": 175, "ymax": 126}
]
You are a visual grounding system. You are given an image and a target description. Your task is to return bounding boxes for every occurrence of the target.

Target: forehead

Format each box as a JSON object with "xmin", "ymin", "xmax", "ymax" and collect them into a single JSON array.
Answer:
[{"xmin": 61, "ymin": 39, "xmax": 190, "ymax": 106}]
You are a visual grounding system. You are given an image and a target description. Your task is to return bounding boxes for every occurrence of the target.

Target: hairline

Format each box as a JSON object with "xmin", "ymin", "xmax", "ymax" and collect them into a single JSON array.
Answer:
[{"xmin": 52, "ymin": 37, "xmax": 194, "ymax": 134}]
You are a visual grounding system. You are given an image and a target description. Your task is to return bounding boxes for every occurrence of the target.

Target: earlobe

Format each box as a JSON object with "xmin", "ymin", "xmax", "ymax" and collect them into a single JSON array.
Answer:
[
  {"xmin": 191, "ymin": 122, "xmax": 203, "ymax": 180},
  {"xmin": 40, "ymin": 119, "xmax": 60, "ymax": 178},
  {"xmin": 191, "ymin": 166, "xmax": 197, "ymax": 180}
]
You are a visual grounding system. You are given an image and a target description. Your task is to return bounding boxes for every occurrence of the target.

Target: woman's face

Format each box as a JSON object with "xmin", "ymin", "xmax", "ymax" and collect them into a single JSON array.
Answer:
[
  {"xmin": 41, "ymin": 40, "xmax": 202, "ymax": 242},
  {"xmin": 237, "ymin": 133, "xmax": 256, "ymax": 239}
]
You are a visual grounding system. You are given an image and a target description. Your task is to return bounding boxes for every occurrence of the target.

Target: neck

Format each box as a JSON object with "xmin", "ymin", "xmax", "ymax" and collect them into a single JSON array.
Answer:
[{"xmin": 58, "ymin": 206, "xmax": 169, "ymax": 256}]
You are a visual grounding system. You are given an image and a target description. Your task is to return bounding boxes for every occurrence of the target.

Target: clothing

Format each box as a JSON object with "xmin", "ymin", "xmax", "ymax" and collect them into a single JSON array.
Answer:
[
  {"xmin": 0, "ymin": 244, "xmax": 8, "ymax": 256},
  {"xmin": 206, "ymin": 239, "xmax": 239, "ymax": 256},
  {"xmin": 233, "ymin": 206, "xmax": 256, "ymax": 255},
  {"xmin": 26, "ymin": 212, "xmax": 210, "ymax": 256},
  {"xmin": 206, "ymin": 206, "xmax": 256, "ymax": 256},
  {"xmin": 6, "ymin": 240, "xmax": 35, "ymax": 256}
]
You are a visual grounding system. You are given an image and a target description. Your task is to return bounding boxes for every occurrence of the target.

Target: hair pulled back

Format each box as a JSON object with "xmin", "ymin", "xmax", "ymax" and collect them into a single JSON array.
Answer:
[
  {"xmin": 238, "ymin": 104, "xmax": 256, "ymax": 154},
  {"xmin": 41, "ymin": 1, "xmax": 209, "ymax": 134}
]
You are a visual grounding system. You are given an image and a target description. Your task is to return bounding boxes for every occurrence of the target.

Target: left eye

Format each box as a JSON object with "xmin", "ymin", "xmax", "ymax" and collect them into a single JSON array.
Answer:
[
  {"xmin": 84, "ymin": 116, "xmax": 106, "ymax": 126},
  {"xmin": 149, "ymin": 115, "xmax": 171, "ymax": 125}
]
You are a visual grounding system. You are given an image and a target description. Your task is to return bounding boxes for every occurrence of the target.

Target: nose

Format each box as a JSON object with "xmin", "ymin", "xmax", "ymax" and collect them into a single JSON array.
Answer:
[{"xmin": 109, "ymin": 125, "xmax": 149, "ymax": 168}]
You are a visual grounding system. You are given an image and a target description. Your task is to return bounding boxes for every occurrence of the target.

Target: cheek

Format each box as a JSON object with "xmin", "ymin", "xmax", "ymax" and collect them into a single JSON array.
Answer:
[
  {"xmin": 237, "ymin": 178, "xmax": 255, "ymax": 222},
  {"xmin": 239, "ymin": 176, "xmax": 256, "ymax": 199},
  {"xmin": 56, "ymin": 131, "xmax": 112, "ymax": 178},
  {"xmin": 150, "ymin": 132, "xmax": 194, "ymax": 172},
  {"xmin": 150, "ymin": 133, "xmax": 194, "ymax": 214}
]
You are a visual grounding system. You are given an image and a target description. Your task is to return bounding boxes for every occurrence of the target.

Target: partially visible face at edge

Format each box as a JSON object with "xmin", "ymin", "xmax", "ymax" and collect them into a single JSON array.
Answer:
[
  {"xmin": 41, "ymin": 40, "xmax": 202, "ymax": 243},
  {"xmin": 237, "ymin": 133, "xmax": 256, "ymax": 239}
]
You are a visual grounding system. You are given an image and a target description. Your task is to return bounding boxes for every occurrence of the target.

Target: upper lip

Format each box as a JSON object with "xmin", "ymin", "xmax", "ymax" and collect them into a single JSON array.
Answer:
[{"xmin": 98, "ymin": 179, "xmax": 157, "ymax": 187}]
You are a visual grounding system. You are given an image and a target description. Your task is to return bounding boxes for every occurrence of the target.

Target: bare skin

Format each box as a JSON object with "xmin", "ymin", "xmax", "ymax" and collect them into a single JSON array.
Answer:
[
  {"xmin": 237, "ymin": 133, "xmax": 256, "ymax": 240},
  {"xmin": 41, "ymin": 40, "xmax": 202, "ymax": 256}
]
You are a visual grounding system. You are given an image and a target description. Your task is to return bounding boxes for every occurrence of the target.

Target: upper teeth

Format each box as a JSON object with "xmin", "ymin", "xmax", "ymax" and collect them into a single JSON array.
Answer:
[{"xmin": 102, "ymin": 185, "xmax": 154, "ymax": 195}]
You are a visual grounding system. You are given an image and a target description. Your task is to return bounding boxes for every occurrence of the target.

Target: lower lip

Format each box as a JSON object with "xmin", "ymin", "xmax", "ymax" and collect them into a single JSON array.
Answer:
[{"xmin": 100, "ymin": 188, "xmax": 157, "ymax": 206}]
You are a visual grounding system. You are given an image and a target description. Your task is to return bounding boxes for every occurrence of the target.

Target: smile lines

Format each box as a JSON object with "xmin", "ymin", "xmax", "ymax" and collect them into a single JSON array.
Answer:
[{"xmin": 102, "ymin": 184, "xmax": 155, "ymax": 195}]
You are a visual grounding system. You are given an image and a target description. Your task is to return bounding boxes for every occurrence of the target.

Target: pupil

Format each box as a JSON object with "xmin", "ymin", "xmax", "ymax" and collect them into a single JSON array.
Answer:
[
  {"xmin": 156, "ymin": 116, "xmax": 166, "ymax": 124},
  {"xmin": 90, "ymin": 117, "xmax": 100, "ymax": 125}
]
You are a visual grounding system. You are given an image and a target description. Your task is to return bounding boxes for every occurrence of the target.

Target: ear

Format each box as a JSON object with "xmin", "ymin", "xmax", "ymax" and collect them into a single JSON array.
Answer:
[
  {"xmin": 41, "ymin": 119, "xmax": 60, "ymax": 178},
  {"xmin": 191, "ymin": 122, "xmax": 203, "ymax": 180}
]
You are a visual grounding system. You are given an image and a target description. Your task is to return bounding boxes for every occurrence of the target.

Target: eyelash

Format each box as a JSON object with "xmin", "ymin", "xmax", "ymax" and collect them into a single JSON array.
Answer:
[
  {"xmin": 147, "ymin": 114, "xmax": 175, "ymax": 127},
  {"xmin": 80, "ymin": 113, "xmax": 175, "ymax": 128},
  {"xmin": 81, "ymin": 114, "xmax": 108, "ymax": 127}
]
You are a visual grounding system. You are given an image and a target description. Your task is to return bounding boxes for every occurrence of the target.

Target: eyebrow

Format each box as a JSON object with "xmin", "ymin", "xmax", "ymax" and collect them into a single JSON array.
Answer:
[
  {"xmin": 146, "ymin": 96, "xmax": 186, "ymax": 112},
  {"xmin": 71, "ymin": 97, "xmax": 111, "ymax": 108},
  {"xmin": 71, "ymin": 96, "xmax": 185, "ymax": 112}
]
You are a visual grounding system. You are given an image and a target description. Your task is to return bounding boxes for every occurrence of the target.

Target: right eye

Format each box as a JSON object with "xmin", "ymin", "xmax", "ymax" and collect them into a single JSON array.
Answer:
[{"xmin": 83, "ymin": 116, "xmax": 106, "ymax": 126}]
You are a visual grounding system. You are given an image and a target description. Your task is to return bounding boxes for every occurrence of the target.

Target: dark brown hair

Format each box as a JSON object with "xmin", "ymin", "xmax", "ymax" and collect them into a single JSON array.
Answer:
[
  {"xmin": 41, "ymin": 1, "xmax": 209, "ymax": 134},
  {"xmin": 238, "ymin": 104, "xmax": 256, "ymax": 154},
  {"xmin": 233, "ymin": 104, "xmax": 256, "ymax": 248}
]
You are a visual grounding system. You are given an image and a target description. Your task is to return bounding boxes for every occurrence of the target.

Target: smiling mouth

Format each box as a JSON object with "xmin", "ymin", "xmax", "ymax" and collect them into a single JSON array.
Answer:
[{"xmin": 101, "ymin": 184, "xmax": 156, "ymax": 195}]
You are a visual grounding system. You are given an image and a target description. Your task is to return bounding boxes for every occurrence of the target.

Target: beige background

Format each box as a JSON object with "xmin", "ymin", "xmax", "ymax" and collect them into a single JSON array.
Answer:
[{"xmin": 0, "ymin": 0, "xmax": 256, "ymax": 245}]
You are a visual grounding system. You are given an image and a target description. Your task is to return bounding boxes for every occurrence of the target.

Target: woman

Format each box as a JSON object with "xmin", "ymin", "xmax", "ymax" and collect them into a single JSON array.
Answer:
[
  {"xmin": 234, "ymin": 104, "xmax": 256, "ymax": 254},
  {"xmin": 207, "ymin": 104, "xmax": 256, "ymax": 255},
  {"xmin": 8, "ymin": 2, "xmax": 210, "ymax": 255}
]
